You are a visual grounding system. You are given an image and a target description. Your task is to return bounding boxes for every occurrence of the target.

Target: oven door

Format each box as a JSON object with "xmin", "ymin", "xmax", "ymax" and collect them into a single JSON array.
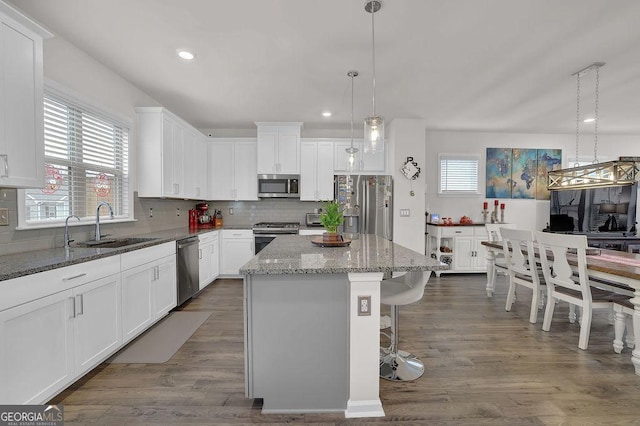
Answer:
[{"xmin": 254, "ymin": 234, "xmax": 277, "ymax": 254}]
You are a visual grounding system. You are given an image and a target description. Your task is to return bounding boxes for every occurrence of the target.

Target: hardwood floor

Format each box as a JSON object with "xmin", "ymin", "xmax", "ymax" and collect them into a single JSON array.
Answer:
[{"xmin": 51, "ymin": 274, "xmax": 640, "ymax": 425}]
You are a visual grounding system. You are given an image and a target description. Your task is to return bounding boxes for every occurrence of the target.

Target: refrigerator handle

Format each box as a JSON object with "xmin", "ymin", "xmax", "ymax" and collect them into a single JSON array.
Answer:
[{"xmin": 362, "ymin": 177, "xmax": 368, "ymax": 234}]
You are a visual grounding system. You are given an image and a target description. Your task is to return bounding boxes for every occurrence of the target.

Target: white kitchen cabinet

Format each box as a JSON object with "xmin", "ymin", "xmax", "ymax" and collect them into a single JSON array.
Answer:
[
  {"xmin": 426, "ymin": 224, "xmax": 488, "ymax": 277},
  {"xmin": 136, "ymin": 107, "xmax": 205, "ymax": 199},
  {"xmin": 300, "ymin": 140, "xmax": 334, "ymax": 201},
  {"xmin": 0, "ymin": 255, "xmax": 121, "ymax": 404},
  {"xmin": 120, "ymin": 242, "xmax": 176, "ymax": 343},
  {"xmin": 208, "ymin": 138, "xmax": 258, "ymax": 201},
  {"xmin": 195, "ymin": 134, "xmax": 208, "ymax": 199},
  {"xmin": 199, "ymin": 230, "xmax": 220, "ymax": 290},
  {"xmin": 334, "ymin": 138, "xmax": 385, "ymax": 174},
  {"xmin": 221, "ymin": 229, "xmax": 254, "ymax": 276},
  {"xmin": 0, "ymin": 4, "xmax": 51, "ymax": 188},
  {"xmin": 256, "ymin": 122, "xmax": 302, "ymax": 174}
]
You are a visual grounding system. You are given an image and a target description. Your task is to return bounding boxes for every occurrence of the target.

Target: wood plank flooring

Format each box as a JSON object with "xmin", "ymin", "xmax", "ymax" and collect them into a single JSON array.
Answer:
[{"xmin": 50, "ymin": 274, "xmax": 640, "ymax": 425}]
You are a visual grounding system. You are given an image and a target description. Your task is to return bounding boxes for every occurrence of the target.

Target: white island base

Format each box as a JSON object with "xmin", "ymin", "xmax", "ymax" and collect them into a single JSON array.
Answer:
[{"xmin": 244, "ymin": 272, "xmax": 385, "ymax": 417}]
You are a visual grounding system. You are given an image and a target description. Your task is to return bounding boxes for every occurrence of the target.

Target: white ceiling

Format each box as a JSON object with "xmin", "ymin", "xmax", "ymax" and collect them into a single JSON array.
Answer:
[{"xmin": 8, "ymin": 0, "xmax": 640, "ymax": 134}]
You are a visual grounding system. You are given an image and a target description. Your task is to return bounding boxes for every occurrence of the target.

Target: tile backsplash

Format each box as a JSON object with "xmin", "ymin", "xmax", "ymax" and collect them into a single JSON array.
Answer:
[{"xmin": 0, "ymin": 188, "xmax": 324, "ymax": 255}]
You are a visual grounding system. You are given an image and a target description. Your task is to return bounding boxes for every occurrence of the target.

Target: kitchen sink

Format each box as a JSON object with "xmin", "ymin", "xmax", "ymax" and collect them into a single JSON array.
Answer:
[{"xmin": 77, "ymin": 237, "xmax": 159, "ymax": 248}]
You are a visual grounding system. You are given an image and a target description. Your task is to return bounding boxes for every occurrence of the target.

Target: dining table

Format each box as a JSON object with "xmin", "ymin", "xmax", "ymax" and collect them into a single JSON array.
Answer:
[{"xmin": 482, "ymin": 239, "xmax": 640, "ymax": 375}]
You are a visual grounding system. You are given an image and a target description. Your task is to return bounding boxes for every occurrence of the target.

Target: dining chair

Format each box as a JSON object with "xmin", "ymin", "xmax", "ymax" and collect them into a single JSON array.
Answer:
[
  {"xmin": 501, "ymin": 228, "xmax": 545, "ymax": 324},
  {"xmin": 535, "ymin": 231, "xmax": 615, "ymax": 350},
  {"xmin": 485, "ymin": 223, "xmax": 517, "ymax": 284}
]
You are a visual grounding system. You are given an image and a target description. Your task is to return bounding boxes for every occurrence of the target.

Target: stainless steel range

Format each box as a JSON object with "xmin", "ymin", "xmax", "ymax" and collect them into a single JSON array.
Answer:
[{"xmin": 253, "ymin": 222, "xmax": 300, "ymax": 254}]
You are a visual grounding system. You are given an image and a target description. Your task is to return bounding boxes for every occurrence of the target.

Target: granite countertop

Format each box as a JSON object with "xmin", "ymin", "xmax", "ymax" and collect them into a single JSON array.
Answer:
[
  {"xmin": 0, "ymin": 225, "xmax": 249, "ymax": 282},
  {"xmin": 426, "ymin": 222, "xmax": 486, "ymax": 227},
  {"xmin": 240, "ymin": 234, "xmax": 447, "ymax": 275}
]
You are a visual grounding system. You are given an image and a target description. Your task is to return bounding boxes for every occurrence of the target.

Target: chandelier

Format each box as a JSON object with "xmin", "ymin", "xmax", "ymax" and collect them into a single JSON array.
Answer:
[{"xmin": 346, "ymin": 70, "xmax": 359, "ymax": 171}]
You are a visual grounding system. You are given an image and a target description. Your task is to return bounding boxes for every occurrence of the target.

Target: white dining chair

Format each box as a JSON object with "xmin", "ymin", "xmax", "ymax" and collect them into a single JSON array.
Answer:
[
  {"xmin": 501, "ymin": 228, "xmax": 545, "ymax": 324},
  {"xmin": 535, "ymin": 231, "xmax": 616, "ymax": 350},
  {"xmin": 485, "ymin": 223, "xmax": 517, "ymax": 286}
]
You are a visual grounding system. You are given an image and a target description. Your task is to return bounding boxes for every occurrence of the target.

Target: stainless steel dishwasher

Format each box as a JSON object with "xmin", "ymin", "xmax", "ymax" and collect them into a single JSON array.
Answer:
[{"xmin": 177, "ymin": 236, "xmax": 200, "ymax": 306}]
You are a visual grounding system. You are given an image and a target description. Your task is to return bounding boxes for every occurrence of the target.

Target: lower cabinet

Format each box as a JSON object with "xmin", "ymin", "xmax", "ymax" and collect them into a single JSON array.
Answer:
[
  {"xmin": 221, "ymin": 229, "xmax": 254, "ymax": 276},
  {"xmin": 199, "ymin": 231, "xmax": 220, "ymax": 290},
  {"xmin": 0, "ymin": 271, "xmax": 121, "ymax": 404},
  {"xmin": 121, "ymin": 242, "xmax": 177, "ymax": 344},
  {"xmin": 426, "ymin": 224, "xmax": 488, "ymax": 277},
  {"xmin": 0, "ymin": 241, "xmax": 177, "ymax": 404}
]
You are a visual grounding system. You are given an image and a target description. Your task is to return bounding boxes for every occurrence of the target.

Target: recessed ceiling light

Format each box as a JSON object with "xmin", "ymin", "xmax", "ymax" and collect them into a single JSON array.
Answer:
[
  {"xmin": 177, "ymin": 49, "xmax": 195, "ymax": 60},
  {"xmin": 322, "ymin": 111, "xmax": 332, "ymax": 117},
  {"xmin": 583, "ymin": 118, "xmax": 595, "ymax": 123}
]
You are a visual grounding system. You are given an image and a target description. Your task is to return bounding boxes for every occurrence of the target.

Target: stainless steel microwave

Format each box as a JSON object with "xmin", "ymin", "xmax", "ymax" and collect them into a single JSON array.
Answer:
[{"xmin": 257, "ymin": 175, "xmax": 300, "ymax": 198}]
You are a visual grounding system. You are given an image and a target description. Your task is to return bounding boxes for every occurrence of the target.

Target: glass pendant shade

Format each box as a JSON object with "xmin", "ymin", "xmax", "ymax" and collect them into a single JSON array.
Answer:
[{"xmin": 364, "ymin": 115, "xmax": 384, "ymax": 154}]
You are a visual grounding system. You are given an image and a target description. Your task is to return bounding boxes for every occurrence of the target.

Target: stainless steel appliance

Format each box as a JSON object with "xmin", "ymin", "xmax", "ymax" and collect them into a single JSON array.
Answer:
[
  {"xmin": 253, "ymin": 222, "xmax": 300, "ymax": 254},
  {"xmin": 177, "ymin": 236, "xmax": 200, "ymax": 305},
  {"xmin": 258, "ymin": 174, "xmax": 300, "ymax": 198},
  {"xmin": 305, "ymin": 212, "xmax": 323, "ymax": 227},
  {"xmin": 334, "ymin": 175, "xmax": 393, "ymax": 240}
]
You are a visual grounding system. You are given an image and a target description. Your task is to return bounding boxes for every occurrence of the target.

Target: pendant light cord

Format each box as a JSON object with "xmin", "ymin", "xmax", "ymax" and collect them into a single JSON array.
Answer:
[
  {"xmin": 371, "ymin": 3, "xmax": 377, "ymax": 116},
  {"xmin": 350, "ymin": 72, "xmax": 355, "ymax": 148},
  {"xmin": 575, "ymin": 73, "xmax": 580, "ymax": 167},
  {"xmin": 593, "ymin": 67, "xmax": 599, "ymax": 164}
]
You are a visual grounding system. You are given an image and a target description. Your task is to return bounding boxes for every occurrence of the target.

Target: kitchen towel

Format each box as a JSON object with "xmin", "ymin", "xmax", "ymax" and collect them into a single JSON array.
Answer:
[{"xmin": 108, "ymin": 311, "xmax": 212, "ymax": 364}]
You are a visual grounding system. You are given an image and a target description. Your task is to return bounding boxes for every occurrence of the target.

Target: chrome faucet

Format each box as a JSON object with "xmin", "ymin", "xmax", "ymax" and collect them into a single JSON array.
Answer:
[
  {"xmin": 95, "ymin": 202, "xmax": 114, "ymax": 241},
  {"xmin": 64, "ymin": 214, "xmax": 80, "ymax": 247}
]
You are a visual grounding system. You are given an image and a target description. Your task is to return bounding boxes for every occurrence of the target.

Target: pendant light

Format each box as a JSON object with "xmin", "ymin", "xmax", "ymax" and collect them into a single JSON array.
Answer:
[
  {"xmin": 548, "ymin": 62, "xmax": 639, "ymax": 190},
  {"xmin": 364, "ymin": 0, "xmax": 383, "ymax": 154},
  {"xmin": 346, "ymin": 70, "xmax": 359, "ymax": 171}
]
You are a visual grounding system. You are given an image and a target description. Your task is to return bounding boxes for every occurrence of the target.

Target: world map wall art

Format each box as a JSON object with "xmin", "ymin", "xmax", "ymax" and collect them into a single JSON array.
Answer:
[{"xmin": 486, "ymin": 148, "xmax": 562, "ymax": 200}]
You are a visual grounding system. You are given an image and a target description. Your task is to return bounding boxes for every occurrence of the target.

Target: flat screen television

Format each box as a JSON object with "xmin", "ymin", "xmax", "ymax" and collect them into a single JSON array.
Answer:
[{"xmin": 549, "ymin": 183, "xmax": 637, "ymax": 234}]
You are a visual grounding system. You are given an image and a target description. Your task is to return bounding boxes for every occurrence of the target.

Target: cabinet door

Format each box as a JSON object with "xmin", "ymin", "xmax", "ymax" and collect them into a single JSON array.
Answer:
[
  {"xmin": 0, "ymin": 18, "xmax": 44, "ymax": 188},
  {"xmin": 154, "ymin": 255, "xmax": 177, "ymax": 319},
  {"xmin": 316, "ymin": 142, "xmax": 335, "ymax": 200},
  {"xmin": 278, "ymin": 130, "xmax": 300, "ymax": 174},
  {"xmin": 172, "ymin": 123, "xmax": 184, "ymax": 196},
  {"xmin": 73, "ymin": 274, "xmax": 122, "ymax": 377},
  {"xmin": 161, "ymin": 117, "xmax": 175, "ymax": 197},
  {"xmin": 210, "ymin": 236, "xmax": 220, "ymax": 281},
  {"xmin": 121, "ymin": 263, "xmax": 154, "ymax": 343},
  {"xmin": 473, "ymin": 237, "xmax": 488, "ymax": 270},
  {"xmin": 209, "ymin": 141, "xmax": 234, "ymax": 200},
  {"xmin": 234, "ymin": 141, "xmax": 258, "ymax": 200},
  {"xmin": 182, "ymin": 129, "xmax": 197, "ymax": 198},
  {"xmin": 299, "ymin": 142, "xmax": 317, "ymax": 201},
  {"xmin": 257, "ymin": 130, "xmax": 278, "ymax": 174},
  {"xmin": 453, "ymin": 236, "xmax": 474, "ymax": 271},
  {"xmin": 199, "ymin": 240, "xmax": 212, "ymax": 290},
  {"xmin": 361, "ymin": 142, "xmax": 385, "ymax": 172},
  {"xmin": 222, "ymin": 237, "xmax": 253, "ymax": 275},
  {"xmin": 195, "ymin": 135, "xmax": 207, "ymax": 198},
  {"xmin": 0, "ymin": 290, "xmax": 74, "ymax": 404}
]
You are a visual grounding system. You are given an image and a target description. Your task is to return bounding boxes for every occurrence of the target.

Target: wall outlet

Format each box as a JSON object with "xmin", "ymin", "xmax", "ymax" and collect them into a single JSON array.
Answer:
[
  {"xmin": 0, "ymin": 208, "xmax": 8, "ymax": 226},
  {"xmin": 176, "ymin": 207, "xmax": 180, "ymax": 217},
  {"xmin": 149, "ymin": 208, "xmax": 153, "ymax": 218},
  {"xmin": 400, "ymin": 209, "xmax": 411, "ymax": 217},
  {"xmin": 229, "ymin": 207, "xmax": 234, "ymax": 215},
  {"xmin": 357, "ymin": 295, "xmax": 371, "ymax": 316}
]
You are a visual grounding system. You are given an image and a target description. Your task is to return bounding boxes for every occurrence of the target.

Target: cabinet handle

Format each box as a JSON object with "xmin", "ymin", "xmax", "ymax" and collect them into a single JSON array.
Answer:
[
  {"xmin": 69, "ymin": 297, "xmax": 76, "ymax": 319},
  {"xmin": 155, "ymin": 265, "xmax": 159, "ymax": 281},
  {"xmin": 196, "ymin": 187, "xmax": 200, "ymax": 197},
  {"xmin": 0, "ymin": 154, "xmax": 7, "ymax": 178},
  {"xmin": 63, "ymin": 273, "xmax": 87, "ymax": 281},
  {"xmin": 76, "ymin": 294, "xmax": 84, "ymax": 316},
  {"xmin": 174, "ymin": 183, "xmax": 179, "ymax": 194},
  {"xmin": 199, "ymin": 249, "xmax": 202, "ymax": 259}
]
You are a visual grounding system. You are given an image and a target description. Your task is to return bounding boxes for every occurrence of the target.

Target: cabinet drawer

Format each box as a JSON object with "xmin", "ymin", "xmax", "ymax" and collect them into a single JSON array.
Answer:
[
  {"xmin": 441, "ymin": 227, "xmax": 474, "ymax": 237},
  {"xmin": 222, "ymin": 229, "xmax": 253, "ymax": 239},
  {"xmin": 121, "ymin": 242, "xmax": 176, "ymax": 270},
  {"xmin": 0, "ymin": 255, "xmax": 120, "ymax": 312},
  {"xmin": 198, "ymin": 230, "xmax": 219, "ymax": 243}
]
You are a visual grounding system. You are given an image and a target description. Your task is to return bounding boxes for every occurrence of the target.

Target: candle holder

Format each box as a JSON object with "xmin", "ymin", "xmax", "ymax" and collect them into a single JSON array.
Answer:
[
  {"xmin": 490, "ymin": 205, "xmax": 498, "ymax": 223},
  {"xmin": 500, "ymin": 208, "xmax": 505, "ymax": 223},
  {"xmin": 482, "ymin": 209, "xmax": 489, "ymax": 223}
]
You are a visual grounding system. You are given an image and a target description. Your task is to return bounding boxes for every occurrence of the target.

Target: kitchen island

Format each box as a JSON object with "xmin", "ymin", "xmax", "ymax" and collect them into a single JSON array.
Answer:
[{"xmin": 240, "ymin": 234, "xmax": 446, "ymax": 418}]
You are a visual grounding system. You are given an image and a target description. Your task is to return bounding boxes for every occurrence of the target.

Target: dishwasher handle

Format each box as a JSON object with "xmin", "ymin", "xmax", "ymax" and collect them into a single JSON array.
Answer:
[{"xmin": 177, "ymin": 236, "xmax": 199, "ymax": 249}]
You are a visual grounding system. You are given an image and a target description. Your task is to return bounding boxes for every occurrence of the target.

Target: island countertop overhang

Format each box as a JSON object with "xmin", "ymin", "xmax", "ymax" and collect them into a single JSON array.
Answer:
[{"xmin": 240, "ymin": 234, "xmax": 447, "ymax": 275}]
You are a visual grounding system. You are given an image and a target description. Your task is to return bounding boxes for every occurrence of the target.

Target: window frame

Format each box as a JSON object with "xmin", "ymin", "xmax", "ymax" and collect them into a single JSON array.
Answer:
[
  {"xmin": 17, "ymin": 80, "xmax": 134, "ymax": 230},
  {"xmin": 438, "ymin": 153, "xmax": 480, "ymax": 196}
]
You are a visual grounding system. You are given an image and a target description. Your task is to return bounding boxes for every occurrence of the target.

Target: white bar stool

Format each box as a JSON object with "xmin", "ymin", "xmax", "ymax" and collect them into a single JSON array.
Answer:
[{"xmin": 379, "ymin": 270, "xmax": 431, "ymax": 381}]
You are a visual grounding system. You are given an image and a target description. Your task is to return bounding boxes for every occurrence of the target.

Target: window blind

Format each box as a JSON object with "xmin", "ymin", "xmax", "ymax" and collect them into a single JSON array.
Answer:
[
  {"xmin": 439, "ymin": 155, "xmax": 479, "ymax": 194},
  {"xmin": 23, "ymin": 94, "xmax": 130, "ymax": 223}
]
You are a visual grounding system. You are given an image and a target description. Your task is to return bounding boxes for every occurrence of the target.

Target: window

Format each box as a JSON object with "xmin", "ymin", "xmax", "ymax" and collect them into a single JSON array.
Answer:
[
  {"xmin": 18, "ymin": 84, "xmax": 132, "ymax": 229},
  {"xmin": 438, "ymin": 154, "xmax": 479, "ymax": 195}
]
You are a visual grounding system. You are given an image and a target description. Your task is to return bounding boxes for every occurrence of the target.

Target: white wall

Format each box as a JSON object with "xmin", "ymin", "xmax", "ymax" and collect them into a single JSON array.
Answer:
[
  {"xmin": 425, "ymin": 131, "xmax": 640, "ymax": 231},
  {"xmin": 389, "ymin": 119, "xmax": 426, "ymax": 253}
]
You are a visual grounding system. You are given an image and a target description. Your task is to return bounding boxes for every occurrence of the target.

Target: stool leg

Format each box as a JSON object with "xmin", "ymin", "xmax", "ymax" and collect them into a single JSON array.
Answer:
[{"xmin": 379, "ymin": 304, "xmax": 425, "ymax": 381}]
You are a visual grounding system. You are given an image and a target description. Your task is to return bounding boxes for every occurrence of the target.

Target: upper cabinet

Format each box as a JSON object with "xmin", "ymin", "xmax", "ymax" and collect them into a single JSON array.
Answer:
[
  {"xmin": 208, "ymin": 138, "xmax": 258, "ymax": 201},
  {"xmin": 334, "ymin": 138, "xmax": 385, "ymax": 174},
  {"xmin": 256, "ymin": 122, "xmax": 302, "ymax": 175},
  {"xmin": 0, "ymin": 3, "xmax": 51, "ymax": 188},
  {"xmin": 300, "ymin": 140, "xmax": 334, "ymax": 201},
  {"xmin": 136, "ymin": 107, "xmax": 207, "ymax": 200}
]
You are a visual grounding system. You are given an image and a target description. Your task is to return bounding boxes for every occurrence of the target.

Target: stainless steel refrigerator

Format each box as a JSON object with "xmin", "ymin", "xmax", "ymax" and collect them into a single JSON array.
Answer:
[{"xmin": 334, "ymin": 175, "xmax": 393, "ymax": 240}]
